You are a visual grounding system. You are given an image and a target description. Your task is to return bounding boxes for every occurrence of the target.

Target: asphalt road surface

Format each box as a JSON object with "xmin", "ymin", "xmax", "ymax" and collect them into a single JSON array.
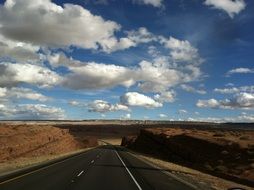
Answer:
[{"xmin": 0, "ymin": 145, "xmax": 195, "ymax": 190}]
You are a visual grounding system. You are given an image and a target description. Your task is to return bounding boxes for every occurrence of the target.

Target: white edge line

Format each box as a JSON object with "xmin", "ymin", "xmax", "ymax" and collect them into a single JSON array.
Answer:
[
  {"xmin": 115, "ymin": 150, "xmax": 142, "ymax": 190},
  {"xmin": 127, "ymin": 151, "xmax": 198, "ymax": 190},
  {"xmin": 77, "ymin": 170, "xmax": 84, "ymax": 177}
]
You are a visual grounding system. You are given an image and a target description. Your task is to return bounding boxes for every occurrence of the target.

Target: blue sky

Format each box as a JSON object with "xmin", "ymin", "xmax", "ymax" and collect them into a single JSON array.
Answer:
[{"xmin": 0, "ymin": 0, "xmax": 254, "ymax": 122}]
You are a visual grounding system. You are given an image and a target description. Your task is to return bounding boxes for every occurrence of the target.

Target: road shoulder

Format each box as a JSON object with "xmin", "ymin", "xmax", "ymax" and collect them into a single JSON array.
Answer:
[{"xmin": 128, "ymin": 150, "xmax": 252, "ymax": 190}]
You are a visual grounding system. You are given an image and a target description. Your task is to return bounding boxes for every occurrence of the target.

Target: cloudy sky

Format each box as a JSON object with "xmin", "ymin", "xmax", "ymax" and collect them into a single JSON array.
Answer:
[{"xmin": 0, "ymin": 0, "xmax": 253, "ymax": 122}]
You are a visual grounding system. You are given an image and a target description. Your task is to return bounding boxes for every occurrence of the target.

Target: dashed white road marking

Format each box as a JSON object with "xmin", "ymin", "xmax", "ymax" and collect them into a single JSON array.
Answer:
[
  {"xmin": 0, "ymin": 149, "xmax": 93, "ymax": 185},
  {"xmin": 77, "ymin": 170, "xmax": 84, "ymax": 177},
  {"xmin": 91, "ymin": 160, "xmax": 95, "ymax": 164},
  {"xmin": 115, "ymin": 150, "xmax": 142, "ymax": 190}
]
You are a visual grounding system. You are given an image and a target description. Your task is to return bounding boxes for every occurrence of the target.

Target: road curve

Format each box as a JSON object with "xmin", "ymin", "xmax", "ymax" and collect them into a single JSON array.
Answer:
[{"xmin": 0, "ymin": 145, "xmax": 195, "ymax": 190}]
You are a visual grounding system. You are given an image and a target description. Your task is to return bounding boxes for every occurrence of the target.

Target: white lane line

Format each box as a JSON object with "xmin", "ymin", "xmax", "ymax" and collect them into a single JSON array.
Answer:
[
  {"xmin": 91, "ymin": 160, "xmax": 94, "ymax": 164},
  {"xmin": 115, "ymin": 150, "xmax": 142, "ymax": 190},
  {"xmin": 0, "ymin": 149, "xmax": 93, "ymax": 185},
  {"xmin": 77, "ymin": 170, "xmax": 84, "ymax": 177},
  {"xmin": 127, "ymin": 152, "xmax": 198, "ymax": 190}
]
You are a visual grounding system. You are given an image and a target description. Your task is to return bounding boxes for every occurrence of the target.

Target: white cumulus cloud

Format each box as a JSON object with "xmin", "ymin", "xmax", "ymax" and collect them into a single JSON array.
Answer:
[
  {"xmin": 0, "ymin": 104, "xmax": 65, "ymax": 119},
  {"xmin": 63, "ymin": 62, "xmax": 135, "ymax": 90},
  {"xmin": 137, "ymin": 60, "xmax": 202, "ymax": 93},
  {"xmin": 0, "ymin": 62, "xmax": 61, "ymax": 88},
  {"xmin": 120, "ymin": 92, "xmax": 162, "ymax": 108},
  {"xmin": 88, "ymin": 100, "xmax": 129, "ymax": 113},
  {"xmin": 154, "ymin": 90, "xmax": 176, "ymax": 103},
  {"xmin": 159, "ymin": 113, "xmax": 168, "ymax": 118},
  {"xmin": 204, "ymin": 0, "xmax": 246, "ymax": 18},
  {"xmin": 160, "ymin": 36, "xmax": 202, "ymax": 64},
  {"xmin": 0, "ymin": 87, "xmax": 49, "ymax": 102},
  {"xmin": 197, "ymin": 92, "xmax": 254, "ymax": 109},
  {"xmin": 0, "ymin": 34, "xmax": 41, "ymax": 63},
  {"xmin": 132, "ymin": 0, "xmax": 164, "ymax": 7},
  {"xmin": 214, "ymin": 85, "xmax": 254, "ymax": 94},
  {"xmin": 178, "ymin": 109, "xmax": 188, "ymax": 114},
  {"xmin": 0, "ymin": 0, "xmax": 121, "ymax": 51},
  {"xmin": 226, "ymin": 68, "xmax": 254, "ymax": 76},
  {"xmin": 186, "ymin": 113, "xmax": 254, "ymax": 123},
  {"xmin": 180, "ymin": 84, "xmax": 206, "ymax": 95},
  {"xmin": 61, "ymin": 56, "xmax": 202, "ymax": 93}
]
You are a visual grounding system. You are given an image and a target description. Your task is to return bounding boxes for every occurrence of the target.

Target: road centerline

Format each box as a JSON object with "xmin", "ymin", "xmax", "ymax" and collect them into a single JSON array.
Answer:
[
  {"xmin": 114, "ymin": 150, "xmax": 142, "ymax": 190},
  {"xmin": 77, "ymin": 170, "xmax": 84, "ymax": 177}
]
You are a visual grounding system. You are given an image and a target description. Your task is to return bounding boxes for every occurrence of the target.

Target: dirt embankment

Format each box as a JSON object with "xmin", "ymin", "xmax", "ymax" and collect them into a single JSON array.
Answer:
[
  {"xmin": 122, "ymin": 128, "xmax": 254, "ymax": 186},
  {"xmin": 0, "ymin": 124, "xmax": 98, "ymax": 162}
]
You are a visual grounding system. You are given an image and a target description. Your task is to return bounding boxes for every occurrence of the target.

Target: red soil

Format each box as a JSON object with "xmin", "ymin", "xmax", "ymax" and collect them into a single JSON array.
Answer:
[{"xmin": 0, "ymin": 124, "xmax": 98, "ymax": 162}]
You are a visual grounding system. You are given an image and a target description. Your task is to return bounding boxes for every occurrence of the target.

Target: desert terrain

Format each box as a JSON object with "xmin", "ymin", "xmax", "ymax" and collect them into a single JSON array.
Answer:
[
  {"xmin": 0, "ymin": 123, "xmax": 98, "ymax": 174},
  {"xmin": 0, "ymin": 121, "xmax": 254, "ymax": 189},
  {"xmin": 122, "ymin": 127, "xmax": 254, "ymax": 187},
  {"xmin": 0, "ymin": 120, "xmax": 145, "ymax": 174}
]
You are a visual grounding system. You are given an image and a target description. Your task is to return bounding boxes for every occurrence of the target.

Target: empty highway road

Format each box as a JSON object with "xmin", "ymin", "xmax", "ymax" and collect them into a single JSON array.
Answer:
[{"xmin": 0, "ymin": 145, "xmax": 195, "ymax": 190}]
